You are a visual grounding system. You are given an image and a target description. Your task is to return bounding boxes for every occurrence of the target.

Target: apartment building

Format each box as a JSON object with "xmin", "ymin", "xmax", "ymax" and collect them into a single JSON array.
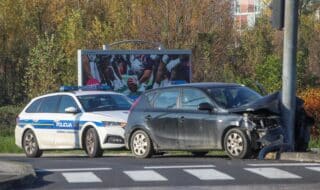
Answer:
[{"xmin": 233, "ymin": 0, "xmax": 263, "ymax": 29}]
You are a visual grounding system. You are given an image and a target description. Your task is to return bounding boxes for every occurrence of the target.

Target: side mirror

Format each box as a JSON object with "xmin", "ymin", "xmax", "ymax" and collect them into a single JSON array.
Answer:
[
  {"xmin": 198, "ymin": 102, "xmax": 214, "ymax": 112},
  {"xmin": 65, "ymin": 106, "xmax": 79, "ymax": 114}
]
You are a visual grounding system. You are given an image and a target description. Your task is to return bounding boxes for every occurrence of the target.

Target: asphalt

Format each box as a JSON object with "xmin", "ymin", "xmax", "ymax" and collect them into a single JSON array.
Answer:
[
  {"xmin": 0, "ymin": 149, "xmax": 319, "ymax": 189},
  {"xmin": 0, "ymin": 160, "xmax": 36, "ymax": 190}
]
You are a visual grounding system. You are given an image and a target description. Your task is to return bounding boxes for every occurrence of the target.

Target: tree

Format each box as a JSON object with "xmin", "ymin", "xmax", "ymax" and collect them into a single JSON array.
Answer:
[{"xmin": 24, "ymin": 34, "xmax": 66, "ymax": 99}]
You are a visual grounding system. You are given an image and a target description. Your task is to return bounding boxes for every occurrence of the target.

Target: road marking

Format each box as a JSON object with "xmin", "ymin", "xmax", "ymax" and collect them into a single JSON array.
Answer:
[
  {"xmin": 144, "ymin": 165, "xmax": 215, "ymax": 169},
  {"xmin": 62, "ymin": 172, "xmax": 102, "ymax": 183},
  {"xmin": 244, "ymin": 167, "xmax": 302, "ymax": 179},
  {"xmin": 124, "ymin": 170, "xmax": 168, "ymax": 182},
  {"xmin": 306, "ymin": 167, "xmax": 320, "ymax": 172},
  {"xmin": 184, "ymin": 169, "xmax": 234, "ymax": 180},
  {"xmin": 36, "ymin": 167, "xmax": 112, "ymax": 172},
  {"xmin": 247, "ymin": 163, "xmax": 320, "ymax": 167}
]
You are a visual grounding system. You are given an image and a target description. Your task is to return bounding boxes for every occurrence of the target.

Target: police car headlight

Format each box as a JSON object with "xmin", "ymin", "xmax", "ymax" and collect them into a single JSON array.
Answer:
[{"xmin": 103, "ymin": 121, "xmax": 126, "ymax": 128}]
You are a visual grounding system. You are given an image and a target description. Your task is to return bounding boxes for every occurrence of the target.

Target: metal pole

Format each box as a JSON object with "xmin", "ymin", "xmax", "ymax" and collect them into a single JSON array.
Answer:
[{"xmin": 281, "ymin": 0, "xmax": 299, "ymax": 151}]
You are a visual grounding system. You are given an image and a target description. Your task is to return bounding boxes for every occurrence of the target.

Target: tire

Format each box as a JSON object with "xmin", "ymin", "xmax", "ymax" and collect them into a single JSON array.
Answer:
[
  {"xmin": 224, "ymin": 128, "xmax": 250, "ymax": 159},
  {"xmin": 130, "ymin": 130, "xmax": 154, "ymax": 158},
  {"xmin": 22, "ymin": 130, "xmax": 43, "ymax": 158},
  {"xmin": 84, "ymin": 128, "xmax": 103, "ymax": 158},
  {"xmin": 191, "ymin": 151, "xmax": 208, "ymax": 157}
]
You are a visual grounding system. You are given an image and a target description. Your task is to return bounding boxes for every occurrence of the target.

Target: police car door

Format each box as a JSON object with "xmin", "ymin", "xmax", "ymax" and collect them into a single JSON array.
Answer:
[
  {"xmin": 54, "ymin": 95, "xmax": 81, "ymax": 148},
  {"xmin": 26, "ymin": 96, "xmax": 59, "ymax": 148}
]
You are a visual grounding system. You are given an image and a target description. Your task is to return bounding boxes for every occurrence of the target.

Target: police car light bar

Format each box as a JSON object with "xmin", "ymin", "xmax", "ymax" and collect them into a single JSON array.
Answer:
[{"xmin": 60, "ymin": 85, "xmax": 111, "ymax": 92}]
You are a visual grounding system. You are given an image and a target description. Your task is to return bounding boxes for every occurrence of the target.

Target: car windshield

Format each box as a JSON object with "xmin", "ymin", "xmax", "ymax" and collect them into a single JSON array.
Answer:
[
  {"xmin": 207, "ymin": 86, "xmax": 262, "ymax": 109},
  {"xmin": 77, "ymin": 94, "xmax": 132, "ymax": 112}
]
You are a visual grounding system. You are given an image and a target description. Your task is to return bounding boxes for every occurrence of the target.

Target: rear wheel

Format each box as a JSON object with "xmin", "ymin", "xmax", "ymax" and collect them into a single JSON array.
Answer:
[
  {"xmin": 130, "ymin": 130, "xmax": 154, "ymax": 158},
  {"xmin": 84, "ymin": 128, "xmax": 103, "ymax": 158},
  {"xmin": 224, "ymin": 128, "xmax": 250, "ymax": 159},
  {"xmin": 22, "ymin": 130, "xmax": 43, "ymax": 158}
]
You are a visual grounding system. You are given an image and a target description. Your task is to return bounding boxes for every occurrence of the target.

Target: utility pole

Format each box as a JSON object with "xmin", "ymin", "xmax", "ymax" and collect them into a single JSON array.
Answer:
[{"xmin": 281, "ymin": 0, "xmax": 299, "ymax": 151}]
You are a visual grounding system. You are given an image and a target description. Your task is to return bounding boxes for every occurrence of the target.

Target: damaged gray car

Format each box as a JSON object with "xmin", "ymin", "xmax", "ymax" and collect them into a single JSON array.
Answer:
[{"xmin": 125, "ymin": 82, "xmax": 312, "ymax": 159}]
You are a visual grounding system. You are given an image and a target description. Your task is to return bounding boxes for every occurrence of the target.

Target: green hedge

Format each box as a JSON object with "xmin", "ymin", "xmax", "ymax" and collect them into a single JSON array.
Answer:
[{"xmin": 0, "ymin": 105, "xmax": 24, "ymax": 136}]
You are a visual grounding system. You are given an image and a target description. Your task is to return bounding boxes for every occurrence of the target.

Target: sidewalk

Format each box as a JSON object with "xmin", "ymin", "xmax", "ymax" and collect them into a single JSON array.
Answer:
[{"xmin": 0, "ymin": 160, "xmax": 35, "ymax": 190}]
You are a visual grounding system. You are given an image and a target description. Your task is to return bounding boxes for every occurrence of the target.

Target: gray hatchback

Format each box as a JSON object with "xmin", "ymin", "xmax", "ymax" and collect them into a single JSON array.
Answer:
[{"xmin": 125, "ymin": 82, "xmax": 282, "ymax": 159}]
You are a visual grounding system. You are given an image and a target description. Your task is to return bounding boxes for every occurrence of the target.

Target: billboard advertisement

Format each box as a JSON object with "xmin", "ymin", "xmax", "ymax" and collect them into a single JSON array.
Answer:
[{"xmin": 78, "ymin": 50, "xmax": 191, "ymax": 100}]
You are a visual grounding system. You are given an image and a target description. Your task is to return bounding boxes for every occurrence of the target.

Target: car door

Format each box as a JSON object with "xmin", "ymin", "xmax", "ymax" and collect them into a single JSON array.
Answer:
[
  {"xmin": 54, "ymin": 95, "xmax": 82, "ymax": 148},
  {"xmin": 179, "ymin": 88, "xmax": 219, "ymax": 149},
  {"xmin": 147, "ymin": 89, "xmax": 180, "ymax": 149},
  {"xmin": 34, "ymin": 95, "xmax": 61, "ymax": 148}
]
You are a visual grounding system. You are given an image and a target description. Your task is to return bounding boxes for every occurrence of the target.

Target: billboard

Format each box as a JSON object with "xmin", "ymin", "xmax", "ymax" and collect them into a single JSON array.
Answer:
[{"xmin": 78, "ymin": 50, "xmax": 192, "ymax": 99}]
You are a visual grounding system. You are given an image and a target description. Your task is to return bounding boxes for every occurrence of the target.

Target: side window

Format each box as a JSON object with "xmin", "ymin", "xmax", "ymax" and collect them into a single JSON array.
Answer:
[
  {"xmin": 153, "ymin": 90, "xmax": 179, "ymax": 109},
  {"xmin": 181, "ymin": 88, "xmax": 212, "ymax": 110},
  {"xmin": 25, "ymin": 98, "xmax": 43, "ymax": 113},
  {"xmin": 58, "ymin": 95, "xmax": 79, "ymax": 113},
  {"xmin": 38, "ymin": 96, "xmax": 60, "ymax": 113},
  {"xmin": 210, "ymin": 88, "xmax": 228, "ymax": 108}
]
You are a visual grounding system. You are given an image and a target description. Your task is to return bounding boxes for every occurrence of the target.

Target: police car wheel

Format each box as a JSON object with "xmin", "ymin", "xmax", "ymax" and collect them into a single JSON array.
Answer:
[
  {"xmin": 85, "ymin": 128, "xmax": 103, "ymax": 158},
  {"xmin": 130, "ymin": 130, "xmax": 154, "ymax": 159},
  {"xmin": 23, "ymin": 130, "xmax": 43, "ymax": 158}
]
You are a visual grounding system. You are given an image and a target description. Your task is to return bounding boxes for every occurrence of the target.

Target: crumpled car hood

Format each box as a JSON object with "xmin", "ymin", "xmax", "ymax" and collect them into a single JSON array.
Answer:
[{"xmin": 229, "ymin": 92, "xmax": 281, "ymax": 114}]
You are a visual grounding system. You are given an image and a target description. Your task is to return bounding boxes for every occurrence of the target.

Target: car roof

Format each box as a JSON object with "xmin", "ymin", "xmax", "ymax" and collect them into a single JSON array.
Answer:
[
  {"xmin": 145, "ymin": 82, "xmax": 243, "ymax": 93},
  {"xmin": 33, "ymin": 90, "xmax": 123, "ymax": 100}
]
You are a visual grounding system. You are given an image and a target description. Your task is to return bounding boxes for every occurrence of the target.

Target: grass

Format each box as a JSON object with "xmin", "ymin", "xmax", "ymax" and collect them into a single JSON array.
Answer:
[
  {"xmin": 0, "ymin": 135, "xmax": 23, "ymax": 153},
  {"xmin": 309, "ymin": 137, "xmax": 320, "ymax": 149}
]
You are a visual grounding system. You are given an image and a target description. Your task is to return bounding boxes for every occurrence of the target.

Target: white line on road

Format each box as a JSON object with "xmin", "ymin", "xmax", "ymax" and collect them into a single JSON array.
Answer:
[
  {"xmin": 184, "ymin": 169, "xmax": 234, "ymax": 180},
  {"xmin": 144, "ymin": 165, "xmax": 215, "ymax": 169},
  {"xmin": 62, "ymin": 172, "xmax": 102, "ymax": 183},
  {"xmin": 244, "ymin": 167, "xmax": 302, "ymax": 179},
  {"xmin": 306, "ymin": 167, "xmax": 320, "ymax": 172},
  {"xmin": 36, "ymin": 167, "xmax": 112, "ymax": 172},
  {"xmin": 124, "ymin": 170, "xmax": 168, "ymax": 182},
  {"xmin": 247, "ymin": 163, "xmax": 320, "ymax": 167}
]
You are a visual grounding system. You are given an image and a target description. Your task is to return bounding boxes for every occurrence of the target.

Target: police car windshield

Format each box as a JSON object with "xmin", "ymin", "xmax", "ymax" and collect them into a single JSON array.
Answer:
[{"xmin": 77, "ymin": 94, "xmax": 132, "ymax": 112}]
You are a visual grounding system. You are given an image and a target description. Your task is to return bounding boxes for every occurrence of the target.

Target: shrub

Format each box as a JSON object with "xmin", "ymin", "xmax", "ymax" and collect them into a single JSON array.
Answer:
[
  {"xmin": 0, "ymin": 105, "xmax": 24, "ymax": 136},
  {"xmin": 299, "ymin": 88, "xmax": 320, "ymax": 139}
]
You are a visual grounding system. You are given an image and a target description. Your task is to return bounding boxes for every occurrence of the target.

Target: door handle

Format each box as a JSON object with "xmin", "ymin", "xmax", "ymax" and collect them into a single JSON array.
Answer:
[
  {"xmin": 179, "ymin": 116, "xmax": 184, "ymax": 123},
  {"xmin": 145, "ymin": 115, "xmax": 152, "ymax": 120}
]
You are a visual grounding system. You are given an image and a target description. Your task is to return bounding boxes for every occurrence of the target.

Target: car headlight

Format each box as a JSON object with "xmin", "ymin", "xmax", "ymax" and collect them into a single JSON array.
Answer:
[{"xmin": 103, "ymin": 121, "xmax": 127, "ymax": 128}]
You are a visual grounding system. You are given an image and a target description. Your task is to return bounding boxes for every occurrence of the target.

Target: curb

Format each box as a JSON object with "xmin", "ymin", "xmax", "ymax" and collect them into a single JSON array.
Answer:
[
  {"xmin": 279, "ymin": 151, "xmax": 320, "ymax": 162},
  {"xmin": 0, "ymin": 161, "xmax": 36, "ymax": 190}
]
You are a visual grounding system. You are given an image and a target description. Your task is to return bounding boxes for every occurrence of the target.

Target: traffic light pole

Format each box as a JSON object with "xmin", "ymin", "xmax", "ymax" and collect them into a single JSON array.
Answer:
[{"xmin": 281, "ymin": 0, "xmax": 299, "ymax": 151}]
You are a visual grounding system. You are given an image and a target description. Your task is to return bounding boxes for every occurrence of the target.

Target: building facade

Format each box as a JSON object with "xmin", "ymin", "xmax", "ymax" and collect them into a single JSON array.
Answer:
[{"xmin": 233, "ymin": 0, "xmax": 263, "ymax": 29}]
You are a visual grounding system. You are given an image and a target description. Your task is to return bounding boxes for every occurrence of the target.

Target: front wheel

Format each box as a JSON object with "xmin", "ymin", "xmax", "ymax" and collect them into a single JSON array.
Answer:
[
  {"xmin": 224, "ymin": 128, "xmax": 250, "ymax": 159},
  {"xmin": 23, "ymin": 130, "xmax": 43, "ymax": 158},
  {"xmin": 84, "ymin": 128, "xmax": 103, "ymax": 158},
  {"xmin": 130, "ymin": 130, "xmax": 154, "ymax": 158}
]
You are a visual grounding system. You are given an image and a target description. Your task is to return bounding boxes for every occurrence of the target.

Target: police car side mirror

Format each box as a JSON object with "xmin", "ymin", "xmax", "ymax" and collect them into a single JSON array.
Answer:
[{"xmin": 65, "ymin": 107, "xmax": 79, "ymax": 114}]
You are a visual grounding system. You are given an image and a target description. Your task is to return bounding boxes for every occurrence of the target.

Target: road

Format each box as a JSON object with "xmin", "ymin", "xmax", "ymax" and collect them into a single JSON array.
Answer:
[{"xmin": 1, "ymin": 154, "xmax": 320, "ymax": 189}]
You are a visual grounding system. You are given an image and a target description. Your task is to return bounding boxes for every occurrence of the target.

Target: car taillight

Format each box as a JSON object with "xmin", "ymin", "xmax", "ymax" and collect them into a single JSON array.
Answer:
[{"xmin": 129, "ymin": 96, "xmax": 141, "ymax": 112}]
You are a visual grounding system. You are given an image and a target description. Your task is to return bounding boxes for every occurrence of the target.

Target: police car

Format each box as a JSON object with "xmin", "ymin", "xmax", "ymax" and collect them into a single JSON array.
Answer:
[{"xmin": 15, "ymin": 86, "xmax": 132, "ymax": 158}]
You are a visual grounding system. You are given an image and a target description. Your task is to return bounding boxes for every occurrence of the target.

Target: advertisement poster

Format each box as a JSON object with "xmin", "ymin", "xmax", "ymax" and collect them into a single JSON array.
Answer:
[{"xmin": 78, "ymin": 50, "xmax": 191, "ymax": 100}]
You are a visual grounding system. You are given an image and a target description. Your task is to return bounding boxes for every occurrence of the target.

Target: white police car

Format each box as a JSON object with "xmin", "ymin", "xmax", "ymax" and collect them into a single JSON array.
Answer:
[{"xmin": 15, "ymin": 87, "xmax": 132, "ymax": 158}]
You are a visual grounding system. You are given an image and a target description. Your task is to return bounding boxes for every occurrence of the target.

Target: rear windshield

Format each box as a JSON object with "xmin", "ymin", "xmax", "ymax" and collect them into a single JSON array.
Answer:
[{"xmin": 77, "ymin": 94, "xmax": 132, "ymax": 112}]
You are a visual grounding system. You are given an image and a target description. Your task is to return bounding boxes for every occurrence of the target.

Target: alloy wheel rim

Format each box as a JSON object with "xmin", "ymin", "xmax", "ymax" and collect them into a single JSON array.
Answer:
[
  {"xmin": 226, "ymin": 132, "xmax": 244, "ymax": 156},
  {"xmin": 86, "ymin": 131, "xmax": 95, "ymax": 154},
  {"xmin": 24, "ymin": 133, "xmax": 36, "ymax": 154},
  {"xmin": 132, "ymin": 133, "xmax": 148, "ymax": 156}
]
